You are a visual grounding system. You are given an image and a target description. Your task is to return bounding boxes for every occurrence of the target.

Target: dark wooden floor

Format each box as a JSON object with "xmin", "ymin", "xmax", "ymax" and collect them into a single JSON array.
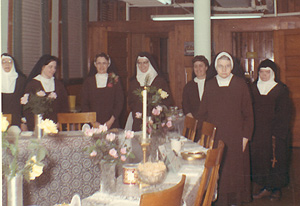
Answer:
[{"xmin": 243, "ymin": 148, "xmax": 300, "ymax": 206}]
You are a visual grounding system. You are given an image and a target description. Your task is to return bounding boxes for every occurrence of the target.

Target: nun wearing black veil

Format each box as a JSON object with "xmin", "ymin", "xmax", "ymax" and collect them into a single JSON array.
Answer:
[
  {"xmin": 1, "ymin": 53, "xmax": 26, "ymax": 128},
  {"xmin": 81, "ymin": 52, "xmax": 124, "ymax": 129},
  {"xmin": 23, "ymin": 54, "xmax": 69, "ymax": 131},
  {"xmin": 250, "ymin": 59, "xmax": 291, "ymax": 201},
  {"xmin": 196, "ymin": 52, "xmax": 254, "ymax": 205},
  {"xmin": 128, "ymin": 52, "xmax": 172, "ymax": 131}
]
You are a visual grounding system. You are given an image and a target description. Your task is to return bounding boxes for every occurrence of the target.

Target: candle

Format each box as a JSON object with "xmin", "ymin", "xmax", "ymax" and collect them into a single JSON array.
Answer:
[{"xmin": 142, "ymin": 88, "xmax": 147, "ymax": 141}]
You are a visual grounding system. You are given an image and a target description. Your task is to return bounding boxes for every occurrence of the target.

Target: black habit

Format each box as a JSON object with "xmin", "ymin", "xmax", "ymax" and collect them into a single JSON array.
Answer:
[
  {"xmin": 2, "ymin": 75, "xmax": 26, "ymax": 126},
  {"xmin": 250, "ymin": 82, "xmax": 291, "ymax": 188}
]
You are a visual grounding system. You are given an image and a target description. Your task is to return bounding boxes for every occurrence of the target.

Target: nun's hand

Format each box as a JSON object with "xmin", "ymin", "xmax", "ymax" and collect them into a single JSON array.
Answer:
[{"xmin": 242, "ymin": 137, "xmax": 248, "ymax": 152}]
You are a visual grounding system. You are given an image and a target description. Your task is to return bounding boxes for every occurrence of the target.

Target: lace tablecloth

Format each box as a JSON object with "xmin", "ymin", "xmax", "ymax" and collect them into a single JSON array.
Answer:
[
  {"xmin": 81, "ymin": 139, "xmax": 206, "ymax": 206},
  {"xmin": 2, "ymin": 131, "xmax": 101, "ymax": 206}
]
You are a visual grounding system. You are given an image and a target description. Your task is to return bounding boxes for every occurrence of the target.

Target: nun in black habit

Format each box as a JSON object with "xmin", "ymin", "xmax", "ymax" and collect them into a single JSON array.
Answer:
[{"xmin": 250, "ymin": 59, "xmax": 291, "ymax": 201}]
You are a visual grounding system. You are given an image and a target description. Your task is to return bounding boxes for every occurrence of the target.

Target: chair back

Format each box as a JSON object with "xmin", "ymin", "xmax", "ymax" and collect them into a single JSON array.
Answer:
[
  {"xmin": 182, "ymin": 116, "xmax": 198, "ymax": 141},
  {"xmin": 140, "ymin": 175, "xmax": 186, "ymax": 206},
  {"xmin": 198, "ymin": 121, "xmax": 216, "ymax": 149},
  {"xmin": 194, "ymin": 140, "xmax": 225, "ymax": 206},
  {"xmin": 3, "ymin": 114, "xmax": 12, "ymax": 125},
  {"xmin": 57, "ymin": 112, "xmax": 96, "ymax": 131}
]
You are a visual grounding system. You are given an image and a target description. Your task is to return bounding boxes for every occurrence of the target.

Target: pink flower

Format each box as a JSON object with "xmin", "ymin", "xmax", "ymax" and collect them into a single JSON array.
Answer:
[
  {"xmin": 90, "ymin": 150, "xmax": 97, "ymax": 157},
  {"xmin": 121, "ymin": 155, "xmax": 126, "ymax": 161},
  {"xmin": 107, "ymin": 83, "xmax": 113, "ymax": 88},
  {"xmin": 161, "ymin": 122, "xmax": 165, "ymax": 127},
  {"xmin": 109, "ymin": 148, "xmax": 118, "ymax": 158},
  {"xmin": 115, "ymin": 76, "xmax": 119, "ymax": 83},
  {"xmin": 152, "ymin": 108, "xmax": 161, "ymax": 116},
  {"xmin": 48, "ymin": 92, "xmax": 57, "ymax": 99},
  {"xmin": 36, "ymin": 90, "xmax": 46, "ymax": 97},
  {"xmin": 96, "ymin": 124, "xmax": 108, "ymax": 133},
  {"xmin": 156, "ymin": 105, "xmax": 163, "ymax": 112},
  {"xmin": 106, "ymin": 133, "xmax": 116, "ymax": 142},
  {"xmin": 166, "ymin": 120, "xmax": 172, "ymax": 128},
  {"xmin": 148, "ymin": 119, "xmax": 153, "ymax": 125},
  {"xmin": 135, "ymin": 112, "xmax": 142, "ymax": 119},
  {"xmin": 120, "ymin": 147, "xmax": 127, "ymax": 155},
  {"xmin": 125, "ymin": 130, "xmax": 134, "ymax": 139},
  {"xmin": 84, "ymin": 128, "xmax": 95, "ymax": 137},
  {"xmin": 20, "ymin": 93, "xmax": 29, "ymax": 105}
]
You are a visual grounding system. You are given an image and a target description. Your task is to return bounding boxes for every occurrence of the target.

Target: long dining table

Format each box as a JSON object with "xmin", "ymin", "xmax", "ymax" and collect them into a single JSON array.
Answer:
[
  {"xmin": 81, "ymin": 133, "xmax": 207, "ymax": 206},
  {"xmin": 2, "ymin": 130, "xmax": 206, "ymax": 206}
]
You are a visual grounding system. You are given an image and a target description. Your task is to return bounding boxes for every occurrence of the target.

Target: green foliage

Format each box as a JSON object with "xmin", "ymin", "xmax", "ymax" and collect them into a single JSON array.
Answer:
[
  {"xmin": 2, "ymin": 133, "xmax": 48, "ymax": 182},
  {"xmin": 23, "ymin": 91, "xmax": 54, "ymax": 115}
]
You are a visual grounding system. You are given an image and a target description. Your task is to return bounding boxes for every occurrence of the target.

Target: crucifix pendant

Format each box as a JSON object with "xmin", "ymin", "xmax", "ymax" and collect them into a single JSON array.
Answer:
[{"xmin": 271, "ymin": 157, "xmax": 277, "ymax": 168}]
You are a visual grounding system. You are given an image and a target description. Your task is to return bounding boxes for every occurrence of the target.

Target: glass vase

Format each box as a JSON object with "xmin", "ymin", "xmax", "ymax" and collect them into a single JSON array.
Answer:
[
  {"xmin": 34, "ymin": 114, "xmax": 43, "ymax": 139},
  {"xmin": 99, "ymin": 161, "xmax": 116, "ymax": 194},
  {"xmin": 6, "ymin": 174, "xmax": 23, "ymax": 206}
]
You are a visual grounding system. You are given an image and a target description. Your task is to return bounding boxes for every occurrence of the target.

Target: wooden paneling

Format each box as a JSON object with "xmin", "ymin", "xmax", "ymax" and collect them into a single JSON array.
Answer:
[
  {"xmin": 274, "ymin": 28, "xmax": 300, "ymax": 147},
  {"xmin": 212, "ymin": 16, "xmax": 300, "ymax": 56},
  {"xmin": 232, "ymin": 31, "xmax": 273, "ymax": 81}
]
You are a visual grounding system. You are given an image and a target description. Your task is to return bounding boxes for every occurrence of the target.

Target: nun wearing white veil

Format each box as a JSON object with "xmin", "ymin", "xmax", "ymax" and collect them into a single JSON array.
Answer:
[
  {"xmin": 1, "ymin": 53, "xmax": 26, "ymax": 128},
  {"xmin": 250, "ymin": 59, "xmax": 291, "ymax": 201},
  {"xmin": 197, "ymin": 51, "xmax": 254, "ymax": 205},
  {"xmin": 128, "ymin": 52, "xmax": 172, "ymax": 131}
]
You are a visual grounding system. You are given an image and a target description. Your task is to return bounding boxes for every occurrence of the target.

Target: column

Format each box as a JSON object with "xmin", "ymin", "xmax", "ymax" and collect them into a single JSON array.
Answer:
[{"xmin": 194, "ymin": 0, "xmax": 211, "ymax": 63}]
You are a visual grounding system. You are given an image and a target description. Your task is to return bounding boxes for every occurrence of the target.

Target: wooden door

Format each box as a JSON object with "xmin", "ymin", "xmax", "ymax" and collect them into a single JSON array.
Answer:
[
  {"xmin": 274, "ymin": 29, "xmax": 300, "ymax": 147},
  {"xmin": 107, "ymin": 31, "xmax": 129, "ymax": 128}
]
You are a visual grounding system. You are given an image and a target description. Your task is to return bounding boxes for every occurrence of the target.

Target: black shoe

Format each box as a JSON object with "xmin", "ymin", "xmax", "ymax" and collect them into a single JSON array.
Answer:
[
  {"xmin": 253, "ymin": 188, "xmax": 272, "ymax": 199},
  {"xmin": 270, "ymin": 189, "xmax": 281, "ymax": 201}
]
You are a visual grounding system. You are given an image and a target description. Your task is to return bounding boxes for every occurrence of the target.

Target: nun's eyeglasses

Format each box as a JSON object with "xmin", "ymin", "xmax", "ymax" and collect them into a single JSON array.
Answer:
[{"xmin": 2, "ymin": 60, "xmax": 13, "ymax": 64}]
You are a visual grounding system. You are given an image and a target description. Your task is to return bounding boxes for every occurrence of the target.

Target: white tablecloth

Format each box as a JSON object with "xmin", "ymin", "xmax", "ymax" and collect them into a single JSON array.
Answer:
[{"xmin": 81, "ymin": 138, "xmax": 206, "ymax": 206}]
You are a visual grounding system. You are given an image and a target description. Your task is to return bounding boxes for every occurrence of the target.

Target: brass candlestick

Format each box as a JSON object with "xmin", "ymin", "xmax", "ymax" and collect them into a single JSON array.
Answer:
[{"xmin": 141, "ymin": 141, "xmax": 150, "ymax": 163}]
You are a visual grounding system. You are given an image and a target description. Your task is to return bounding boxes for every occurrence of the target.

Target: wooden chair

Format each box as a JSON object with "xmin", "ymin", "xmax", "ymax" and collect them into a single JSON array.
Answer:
[
  {"xmin": 3, "ymin": 114, "xmax": 12, "ymax": 125},
  {"xmin": 182, "ymin": 116, "xmax": 198, "ymax": 141},
  {"xmin": 57, "ymin": 112, "xmax": 96, "ymax": 131},
  {"xmin": 198, "ymin": 121, "xmax": 216, "ymax": 149},
  {"xmin": 194, "ymin": 140, "xmax": 225, "ymax": 206},
  {"xmin": 140, "ymin": 175, "xmax": 186, "ymax": 206}
]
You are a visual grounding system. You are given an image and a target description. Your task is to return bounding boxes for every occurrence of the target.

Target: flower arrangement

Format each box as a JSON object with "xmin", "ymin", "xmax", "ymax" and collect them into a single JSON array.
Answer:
[
  {"xmin": 84, "ymin": 125, "xmax": 135, "ymax": 165},
  {"xmin": 2, "ymin": 114, "xmax": 48, "ymax": 182},
  {"xmin": 133, "ymin": 86, "xmax": 173, "ymax": 134},
  {"xmin": 21, "ymin": 90, "xmax": 57, "ymax": 114},
  {"xmin": 107, "ymin": 72, "xmax": 119, "ymax": 88}
]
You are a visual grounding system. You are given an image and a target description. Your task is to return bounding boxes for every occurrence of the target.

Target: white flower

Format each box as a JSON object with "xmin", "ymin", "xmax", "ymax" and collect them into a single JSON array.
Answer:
[
  {"xmin": 135, "ymin": 112, "xmax": 142, "ymax": 119},
  {"xmin": 39, "ymin": 119, "xmax": 58, "ymax": 134},
  {"xmin": 48, "ymin": 92, "xmax": 57, "ymax": 99},
  {"xmin": 29, "ymin": 164, "xmax": 44, "ymax": 180},
  {"xmin": 97, "ymin": 124, "xmax": 108, "ymax": 133},
  {"xmin": 20, "ymin": 93, "xmax": 29, "ymax": 105},
  {"xmin": 90, "ymin": 150, "xmax": 97, "ymax": 157},
  {"xmin": 1, "ymin": 114, "xmax": 9, "ymax": 132},
  {"xmin": 160, "ymin": 90, "xmax": 169, "ymax": 99},
  {"xmin": 106, "ymin": 133, "xmax": 116, "ymax": 142},
  {"xmin": 36, "ymin": 90, "xmax": 46, "ymax": 97}
]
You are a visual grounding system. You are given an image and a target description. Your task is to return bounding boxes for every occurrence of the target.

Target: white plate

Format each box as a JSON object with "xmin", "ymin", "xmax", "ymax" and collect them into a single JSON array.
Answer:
[{"xmin": 81, "ymin": 124, "xmax": 90, "ymax": 132}]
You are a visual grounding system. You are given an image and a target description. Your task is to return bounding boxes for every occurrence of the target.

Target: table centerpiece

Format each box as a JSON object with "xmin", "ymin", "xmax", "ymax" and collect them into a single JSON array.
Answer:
[
  {"xmin": 84, "ymin": 125, "xmax": 135, "ymax": 193},
  {"xmin": 21, "ymin": 90, "xmax": 57, "ymax": 138}
]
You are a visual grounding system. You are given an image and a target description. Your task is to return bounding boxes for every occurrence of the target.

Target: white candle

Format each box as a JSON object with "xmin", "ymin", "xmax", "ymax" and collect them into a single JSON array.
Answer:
[{"xmin": 142, "ymin": 88, "xmax": 147, "ymax": 141}]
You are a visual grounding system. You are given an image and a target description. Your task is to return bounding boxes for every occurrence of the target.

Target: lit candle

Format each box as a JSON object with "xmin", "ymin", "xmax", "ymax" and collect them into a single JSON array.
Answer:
[{"xmin": 142, "ymin": 87, "xmax": 147, "ymax": 141}]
